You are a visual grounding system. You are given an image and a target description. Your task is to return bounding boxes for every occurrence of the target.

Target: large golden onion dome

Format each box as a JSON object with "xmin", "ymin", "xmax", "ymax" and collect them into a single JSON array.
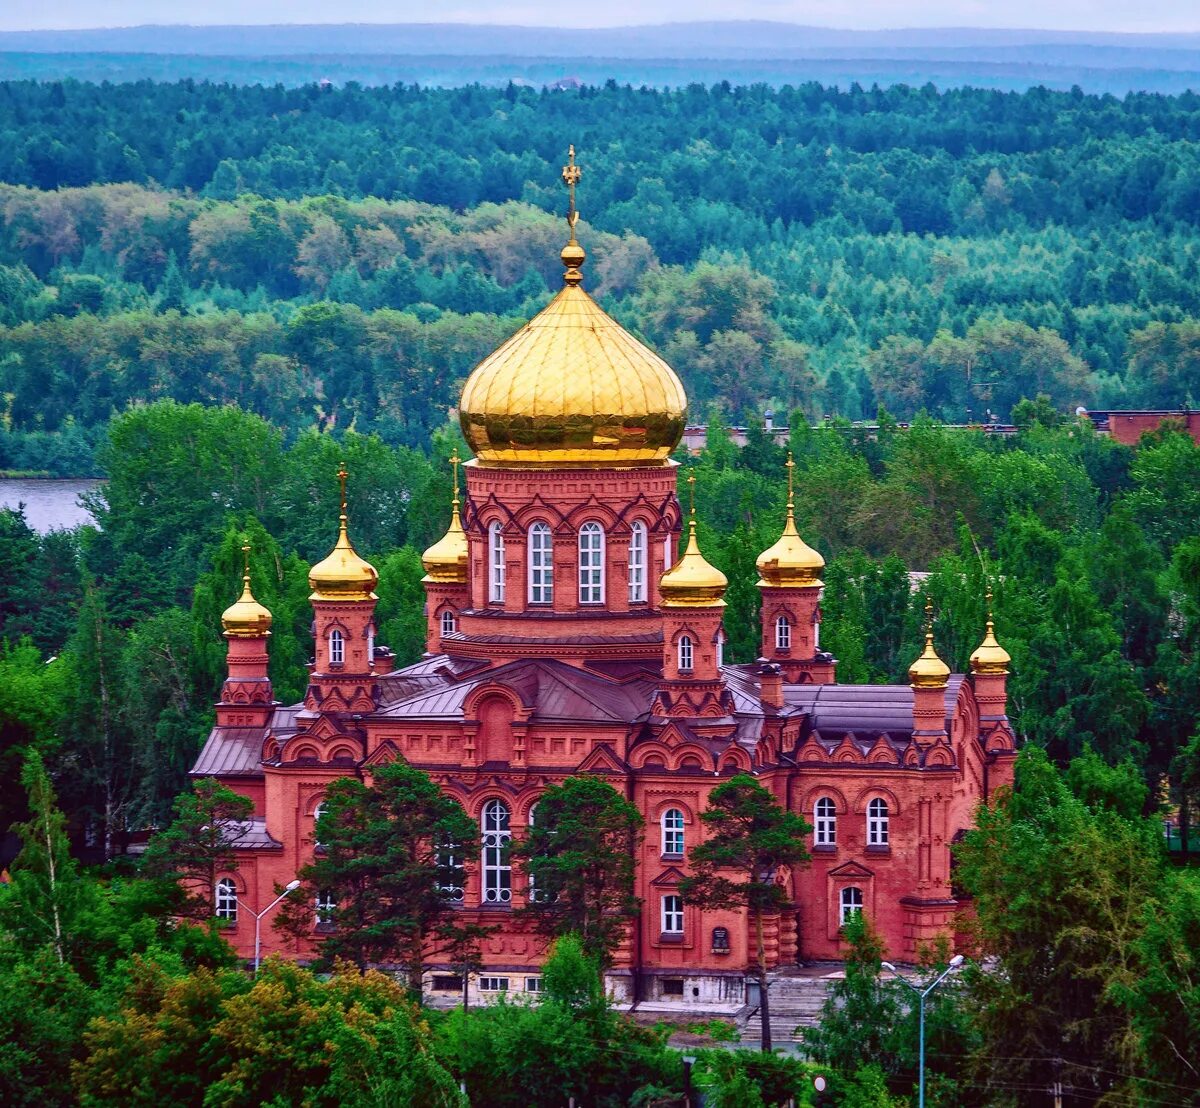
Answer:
[
  {"xmin": 458, "ymin": 147, "xmax": 687, "ymax": 468},
  {"xmin": 909, "ymin": 600, "xmax": 950, "ymax": 689},
  {"xmin": 222, "ymin": 544, "xmax": 273, "ymax": 638},
  {"xmin": 421, "ymin": 450, "xmax": 469, "ymax": 585},
  {"xmin": 756, "ymin": 454, "xmax": 825, "ymax": 589},
  {"xmin": 309, "ymin": 465, "xmax": 379, "ymax": 602},
  {"xmin": 970, "ymin": 591, "xmax": 1011, "ymax": 675},
  {"xmin": 660, "ymin": 476, "xmax": 727, "ymax": 608}
]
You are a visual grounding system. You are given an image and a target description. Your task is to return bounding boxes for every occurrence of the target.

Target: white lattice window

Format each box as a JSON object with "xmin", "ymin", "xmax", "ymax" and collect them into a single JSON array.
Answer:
[
  {"xmin": 628, "ymin": 521, "xmax": 647, "ymax": 603},
  {"xmin": 438, "ymin": 833, "xmax": 465, "ymax": 902},
  {"xmin": 661, "ymin": 894, "xmax": 684, "ymax": 934},
  {"xmin": 440, "ymin": 609, "xmax": 456, "ymax": 636},
  {"xmin": 315, "ymin": 889, "xmax": 336, "ymax": 924},
  {"xmin": 578, "ymin": 522, "xmax": 605, "ymax": 604},
  {"xmin": 215, "ymin": 878, "xmax": 238, "ymax": 922},
  {"xmin": 661, "ymin": 808, "xmax": 685, "ymax": 856},
  {"xmin": 840, "ymin": 885, "xmax": 864, "ymax": 925},
  {"xmin": 482, "ymin": 799, "xmax": 511, "ymax": 904},
  {"xmin": 775, "ymin": 615, "xmax": 791, "ymax": 650},
  {"xmin": 867, "ymin": 798, "xmax": 890, "ymax": 846},
  {"xmin": 678, "ymin": 635, "xmax": 694, "ymax": 672},
  {"xmin": 488, "ymin": 522, "xmax": 506, "ymax": 602},
  {"xmin": 528, "ymin": 522, "xmax": 554, "ymax": 604},
  {"xmin": 480, "ymin": 976, "xmax": 510, "ymax": 992},
  {"xmin": 814, "ymin": 797, "xmax": 837, "ymax": 846},
  {"xmin": 328, "ymin": 628, "xmax": 345, "ymax": 665}
]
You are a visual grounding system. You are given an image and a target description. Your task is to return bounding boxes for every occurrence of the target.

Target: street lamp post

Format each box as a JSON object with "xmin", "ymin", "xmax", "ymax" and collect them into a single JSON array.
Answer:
[
  {"xmin": 881, "ymin": 954, "xmax": 964, "ymax": 1108},
  {"xmin": 238, "ymin": 880, "xmax": 301, "ymax": 973},
  {"xmin": 681, "ymin": 1054, "xmax": 696, "ymax": 1108}
]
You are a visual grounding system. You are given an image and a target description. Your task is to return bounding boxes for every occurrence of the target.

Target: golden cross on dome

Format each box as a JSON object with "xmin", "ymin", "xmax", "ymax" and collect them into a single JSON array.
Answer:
[
  {"xmin": 985, "ymin": 584, "xmax": 994, "ymax": 619},
  {"xmin": 337, "ymin": 463, "xmax": 349, "ymax": 517},
  {"xmin": 241, "ymin": 542, "xmax": 252, "ymax": 580},
  {"xmin": 686, "ymin": 472, "xmax": 698, "ymax": 519},
  {"xmin": 562, "ymin": 144, "xmax": 581, "ymax": 241},
  {"xmin": 785, "ymin": 451, "xmax": 796, "ymax": 511},
  {"xmin": 450, "ymin": 447, "xmax": 461, "ymax": 506},
  {"xmin": 924, "ymin": 595, "xmax": 935, "ymax": 635}
]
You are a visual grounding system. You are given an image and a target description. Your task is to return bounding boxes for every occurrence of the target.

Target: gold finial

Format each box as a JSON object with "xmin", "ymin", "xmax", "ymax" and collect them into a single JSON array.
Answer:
[
  {"xmin": 308, "ymin": 462, "xmax": 379, "ymax": 601},
  {"xmin": 924, "ymin": 595, "xmax": 934, "ymax": 635},
  {"xmin": 971, "ymin": 582, "xmax": 1011, "ymax": 675},
  {"xmin": 241, "ymin": 541, "xmax": 252, "ymax": 583},
  {"xmin": 337, "ymin": 462, "xmax": 349, "ymax": 519},
  {"xmin": 421, "ymin": 448, "xmax": 469, "ymax": 585},
  {"xmin": 686, "ymin": 472, "xmax": 697, "ymax": 525},
  {"xmin": 222, "ymin": 539, "xmax": 272, "ymax": 637},
  {"xmin": 450, "ymin": 447, "xmax": 461, "ymax": 508},
  {"xmin": 560, "ymin": 144, "xmax": 586, "ymax": 285},
  {"xmin": 660, "ymin": 472, "xmax": 727, "ymax": 608},
  {"xmin": 909, "ymin": 595, "xmax": 950, "ymax": 689},
  {"xmin": 986, "ymin": 585, "xmax": 994, "ymax": 620},
  {"xmin": 785, "ymin": 451, "xmax": 796, "ymax": 515}
]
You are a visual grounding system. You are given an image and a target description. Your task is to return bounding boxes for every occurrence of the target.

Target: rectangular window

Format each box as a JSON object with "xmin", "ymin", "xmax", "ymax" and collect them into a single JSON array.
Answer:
[
  {"xmin": 661, "ymin": 978, "xmax": 685, "ymax": 997},
  {"xmin": 431, "ymin": 975, "xmax": 464, "ymax": 992},
  {"xmin": 578, "ymin": 524, "xmax": 605, "ymax": 604},
  {"xmin": 528, "ymin": 524, "xmax": 554, "ymax": 604},
  {"xmin": 479, "ymin": 976, "xmax": 510, "ymax": 992},
  {"xmin": 525, "ymin": 976, "xmax": 543, "ymax": 993},
  {"xmin": 661, "ymin": 894, "xmax": 684, "ymax": 935},
  {"xmin": 628, "ymin": 523, "xmax": 647, "ymax": 603},
  {"xmin": 489, "ymin": 524, "xmax": 506, "ymax": 603}
]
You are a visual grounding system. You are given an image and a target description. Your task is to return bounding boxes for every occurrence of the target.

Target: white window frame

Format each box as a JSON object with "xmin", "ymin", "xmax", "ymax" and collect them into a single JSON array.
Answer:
[
  {"xmin": 482, "ymin": 799, "xmax": 512, "ymax": 904},
  {"xmin": 313, "ymin": 801, "xmax": 325, "ymax": 848},
  {"xmin": 488, "ymin": 521, "xmax": 506, "ymax": 603},
  {"xmin": 527, "ymin": 521, "xmax": 554, "ymax": 604},
  {"xmin": 439, "ymin": 832, "xmax": 465, "ymax": 902},
  {"xmin": 440, "ymin": 609, "xmax": 456, "ymax": 636},
  {"xmin": 215, "ymin": 877, "xmax": 238, "ymax": 922},
  {"xmin": 315, "ymin": 889, "xmax": 336, "ymax": 924},
  {"xmin": 479, "ymin": 976, "xmax": 510, "ymax": 992},
  {"xmin": 775, "ymin": 615, "xmax": 791, "ymax": 650},
  {"xmin": 678, "ymin": 634, "xmax": 694, "ymax": 673},
  {"xmin": 328, "ymin": 628, "xmax": 345, "ymax": 665},
  {"xmin": 661, "ymin": 808, "xmax": 685, "ymax": 856},
  {"xmin": 525, "ymin": 976, "xmax": 543, "ymax": 993},
  {"xmin": 840, "ymin": 885, "xmax": 864, "ymax": 925},
  {"xmin": 628, "ymin": 520, "xmax": 648, "ymax": 603},
  {"xmin": 661, "ymin": 894, "xmax": 684, "ymax": 935},
  {"xmin": 715, "ymin": 629, "xmax": 726, "ymax": 668},
  {"xmin": 814, "ymin": 797, "xmax": 837, "ymax": 847},
  {"xmin": 867, "ymin": 798, "xmax": 890, "ymax": 847},
  {"xmin": 578, "ymin": 521, "xmax": 605, "ymax": 604}
]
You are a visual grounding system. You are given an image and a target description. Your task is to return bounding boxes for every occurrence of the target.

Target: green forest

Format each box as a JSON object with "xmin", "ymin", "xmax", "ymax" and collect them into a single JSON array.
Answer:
[{"xmin": 2, "ymin": 77, "xmax": 1200, "ymax": 1106}]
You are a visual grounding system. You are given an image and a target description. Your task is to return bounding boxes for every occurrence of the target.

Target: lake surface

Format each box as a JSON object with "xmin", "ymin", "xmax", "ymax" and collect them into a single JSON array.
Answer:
[{"xmin": 0, "ymin": 478, "xmax": 103, "ymax": 533}]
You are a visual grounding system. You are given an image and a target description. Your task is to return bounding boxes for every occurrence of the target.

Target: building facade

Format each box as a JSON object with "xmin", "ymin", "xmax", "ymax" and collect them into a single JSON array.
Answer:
[{"xmin": 193, "ymin": 161, "xmax": 1016, "ymax": 1005}]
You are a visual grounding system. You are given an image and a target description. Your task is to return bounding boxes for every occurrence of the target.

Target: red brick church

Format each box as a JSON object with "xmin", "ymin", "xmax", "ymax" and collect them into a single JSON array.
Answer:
[{"xmin": 193, "ymin": 154, "xmax": 1016, "ymax": 1005}]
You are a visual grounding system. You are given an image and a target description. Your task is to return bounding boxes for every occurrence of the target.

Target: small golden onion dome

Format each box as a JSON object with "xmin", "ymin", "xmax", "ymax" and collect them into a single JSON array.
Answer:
[
  {"xmin": 422, "ymin": 501, "xmax": 468, "ymax": 584},
  {"xmin": 970, "ymin": 618, "xmax": 1011, "ymax": 676},
  {"xmin": 222, "ymin": 546, "xmax": 272, "ymax": 638},
  {"xmin": 909, "ymin": 630, "xmax": 951, "ymax": 689},
  {"xmin": 757, "ymin": 454, "xmax": 824, "ymax": 588},
  {"xmin": 309, "ymin": 466, "xmax": 379, "ymax": 602},
  {"xmin": 660, "ymin": 518, "xmax": 728, "ymax": 608}
]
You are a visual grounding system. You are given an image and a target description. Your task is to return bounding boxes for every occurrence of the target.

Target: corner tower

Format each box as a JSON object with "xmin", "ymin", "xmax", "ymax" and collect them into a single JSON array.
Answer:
[{"xmin": 217, "ymin": 542, "xmax": 275, "ymax": 727}]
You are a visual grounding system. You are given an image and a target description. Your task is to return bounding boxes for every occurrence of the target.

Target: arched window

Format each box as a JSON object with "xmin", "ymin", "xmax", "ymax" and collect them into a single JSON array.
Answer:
[
  {"xmin": 215, "ymin": 878, "xmax": 238, "ymax": 922},
  {"xmin": 528, "ymin": 521, "xmax": 554, "ymax": 604},
  {"xmin": 661, "ymin": 808, "xmax": 685, "ymax": 856},
  {"xmin": 578, "ymin": 522, "xmax": 605, "ymax": 604},
  {"xmin": 315, "ymin": 889, "xmax": 336, "ymax": 924},
  {"xmin": 678, "ymin": 634, "xmax": 694, "ymax": 673},
  {"xmin": 525, "ymin": 802, "xmax": 549, "ymax": 904},
  {"xmin": 867, "ymin": 798, "xmax": 890, "ymax": 847},
  {"xmin": 482, "ymin": 800, "xmax": 511, "ymax": 904},
  {"xmin": 814, "ymin": 797, "xmax": 837, "ymax": 846},
  {"xmin": 488, "ymin": 521, "xmax": 506, "ymax": 603},
  {"xmin": 328, "ymin": 628, "xmax": 345, "ymax": 665},
  {"xmin": 661, "ymin": 894, "xmax": 684, "ymax": 935},
  {"xmin": 438, "ymin": 831, "xmax": 465, "ymax": 903},
  {"xmin": 628, "ymin": 521, "xmax": 648, "ymax": 603},
  {"xmin": 775, "ymin": 615, "xmax": 791, "ymax": 650},
  {"xmin": 840, "ymin": 886, "xmax": 864, "ymax": 925},
  {"xmin": 313, "ymin": 801, "xmax": 326, "ymax": 848},
  {"xmin": 715, "ymin": 629, "xmax": 726, "ymax": 668},
  {"xmin": 440, "ymin": 609, "xmax": 456, "ymax": 636}
]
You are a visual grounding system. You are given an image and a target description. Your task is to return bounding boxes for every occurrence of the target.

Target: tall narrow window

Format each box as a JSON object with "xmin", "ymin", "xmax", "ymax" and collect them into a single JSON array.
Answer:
[
  {"xmin": 578, "ymin": 522, "xmax": 605, "ymax": 604},
  {"xmin": 528, "ymin": 522, "xmax": 554, "ymax": 604},
  {"xmin": 525, "ymin": 802, "xmax": 549, "ymax": 904},
  {"xmin": 482, "ymin": 800, "xmax": 511, "ymax": 904},
  {"xmin": 814, "ymin": 797, "xmax": 837, "ymax": 846},
  {"xmin": 775, "ymin": 615, "xmax": 791, "ymax": 650},
  {"xmin": 313, "ymin": 801, "xmax": 326, "ymax": 848},
  {"xmin": 715, "ymin": 630, "xmax": 726, "ymax": 668},
  {"xmin": 628, "ymin": 521, "xmax": 648, "ymax": 603},
  {"xmin": 661, "ymin": 808, "xmax": 685, "ymax": 856},
  {"xmin": 328, "ymin": 628, "xmax": 345, "ymax": 665},
  {"xmin": 678, "ymin": 634, "xmax": 694, "ymax": 672},
  {"xmin": 840, "ymin": 886, "xmax": 864, "ymax": 925},
  {"xmin": 488, "ymin": 521, "xmax": 506, "ymax": 603},
  {"xmin": 867, "ymin": 798, "xmax": 890, "ymax": 847},
  {"xmin": 315, "ymin": 889, "xmax": 336, "ymax": 924},
  {"xmin": 440, "ymin": 609, "xmax": 456, "ymax": 636},
  {"xmin": 661, "ymin": 894, "xmax": 684, "ymax": 935},
  {"xmin": 438, "ymin": 832, "xmax": 465, "ymax": 902},
  {"xmin": 215, "ymin": 878, "xmax": 238, "ymax": 922}
]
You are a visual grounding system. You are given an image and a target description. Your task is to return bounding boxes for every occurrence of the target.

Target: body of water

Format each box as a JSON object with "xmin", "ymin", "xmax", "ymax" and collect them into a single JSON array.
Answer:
[{"xmin": 0, "ymin": 478, "xmax": 103, "ymax": 533}]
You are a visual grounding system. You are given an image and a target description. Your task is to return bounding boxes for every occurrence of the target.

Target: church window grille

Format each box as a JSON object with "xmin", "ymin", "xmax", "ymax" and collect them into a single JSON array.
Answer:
[
  {"xmin": 215, "ymin": 878, "xmax": 238, "ymax": 922},
  {"xmin": 482, "ymin": 800, "xmax": 511, "ymax": 904},
  {"xmin": 775, "ymin": 615, "xmax": 791, "ymax": 650},
  {"xmin": 840, "ymin": 886, "xmax": 864, "ymax": 925},
  {"xmin": 528, "ymin": 522, "xmax": 554, "ymax": 604},
  {"xmin": 438, "ymin": 832, "xmax": 465, "ymax": 902},
  {"xmin": 678, "ymin": 635, "xmax": 694, "ymax": 673},
  {"xmin": 328, "ymin": 628, "xmax": 345, "ymax": 665},
  {"xmin": 814, "ymin": 797, "xmax": 837, "ymax": 846},
  {"xmin": 661, "ymin": 808, "xmax": 685, "ymax": 856},
  {"xmin": 488, "ymin": 522, "xmax": 506, "ymax": 602},
  {"xmin": 628, "ymin": 521, "xmax": 648, "ymax": 603},
  {"xmin": 578, "ymin": 522, "xmax": 605, "ymax": 604},
  {"xmin": 661, "ymin": 894, "xmax": 684, "ymax": 935},
  {"xmin": 867, "ymin": 798, "xmax": 890, "ymax": 846}
]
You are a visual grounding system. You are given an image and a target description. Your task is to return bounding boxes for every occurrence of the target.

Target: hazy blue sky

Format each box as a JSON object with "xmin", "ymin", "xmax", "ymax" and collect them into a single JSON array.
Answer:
[{"xmin": 2, "ymin": 1, "xmax": 1197, "ymax": 34}]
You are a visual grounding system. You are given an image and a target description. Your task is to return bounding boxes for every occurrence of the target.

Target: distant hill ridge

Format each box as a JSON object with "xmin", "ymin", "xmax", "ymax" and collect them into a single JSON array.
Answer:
[{"xmin": 4, "ymin": 20, "xmax": 1200, "ymax": 58}]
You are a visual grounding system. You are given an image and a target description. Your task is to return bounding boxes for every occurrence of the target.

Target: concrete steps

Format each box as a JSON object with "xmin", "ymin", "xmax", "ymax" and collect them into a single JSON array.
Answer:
[{"xmin": 737, "ymin": 973, "xmax": 837, "ymax": 1045}]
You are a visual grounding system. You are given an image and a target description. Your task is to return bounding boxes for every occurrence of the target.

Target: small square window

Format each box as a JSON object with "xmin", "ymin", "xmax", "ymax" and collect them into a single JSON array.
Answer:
[
  {"xmin": 661, "ymin": 978, "xmax": 685, "ymax": 997},
  {"xmin": 525, "ymin": 976, "xmax": 543, "ymax": 993}
]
